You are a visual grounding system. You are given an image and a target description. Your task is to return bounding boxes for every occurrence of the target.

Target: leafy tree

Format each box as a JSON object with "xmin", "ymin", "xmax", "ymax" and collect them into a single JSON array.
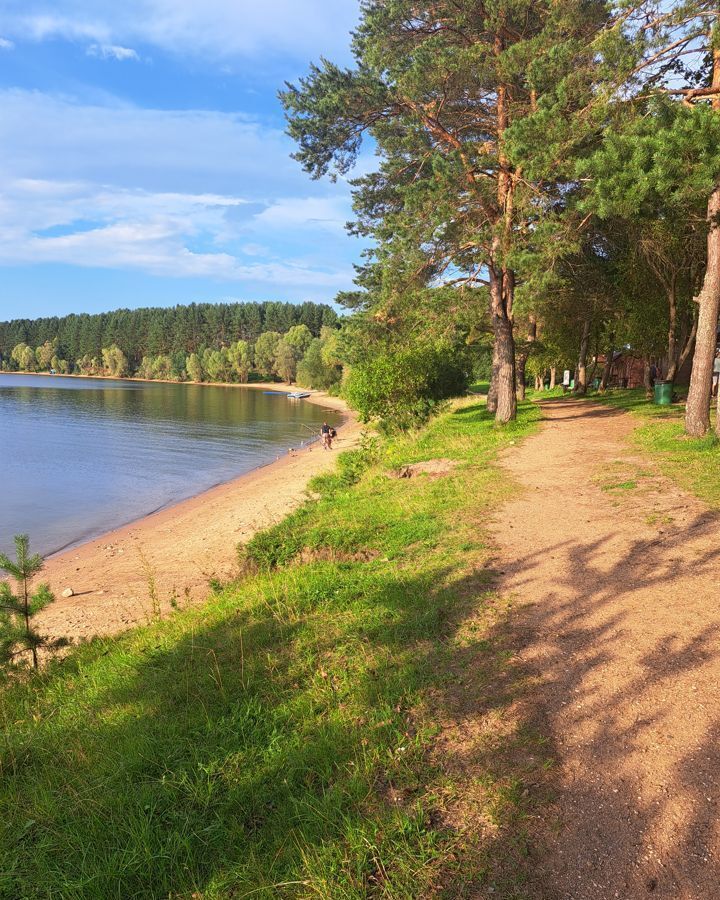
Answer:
[
  {"xmin": 273, "ymin": 339, "xmax": 298, "ymax": 383},
  {"xmin": 101, "ymin": 345, "xmax": 129, "ymax": 378},
  {"xmin": 284, "ymin": 324, "xmax": 313, "ymax": 356},
  {"xmin": 151, "ymin": 355, "xmax": 174, "ymax": 380},
  {"xmin": 282, "ymin": 0, "xmax": 606, "ymax": 423},
  {"xmin": 186, "ymin": 352, "xmax": 204, "ymax": 383},
  {"xmin": 202, "ymin": 348, "xmax": 230, "ymax": 383},
  {"xmin": 296, "ymin": 326, "xmax": 344, "ymax": 390},
  {"xmin": 227, "ymin": 340, "xmax": 253, "ymax": 382},
  {"xmin": 296, "ymin": 340, "xmax": 338, "ymax": 390},
  {"xmin": 345, "ymin": 343, "xmax": 469, "ymax": 431},
  {"xmin": 0, "ymin": 535, "xmax": 55, "ymax": 669},
  {"xmin": 50, "ymin": 355, "xmax": 69, "ymax": 374},
  {"xmin": 11, "ymin": 343, "xmax": 35, "ymax": 372},
  {"xmin": 35, "ymin": 340, "xmax": 56, "ymax": 371},
  {"xmin": 76, "ymin": 354, "xmax": 100, "ymax": 375},
  {"xmin": 137, "ymin": 356, "xmax": 155, "ymax": 381},
  {"xmin": 254, "ymin": 331, "xmax": 282, "ymax": 375}
]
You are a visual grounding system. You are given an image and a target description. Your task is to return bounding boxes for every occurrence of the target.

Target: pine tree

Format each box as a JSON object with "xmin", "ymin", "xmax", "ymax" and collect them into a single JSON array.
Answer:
[
  {"xmin": 0, "ymin": 535, "xmax": 55, "ymax": 670},
  {"xmin": 283, "ymin": 0, "xmax": 607, "ymax": 423},
  {"xmin": 547, "ymin": 1, "xmax": 720, "ymax": 433}
]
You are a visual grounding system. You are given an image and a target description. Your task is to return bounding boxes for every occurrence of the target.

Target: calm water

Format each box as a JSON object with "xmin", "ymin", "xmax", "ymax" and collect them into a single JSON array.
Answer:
[{"xmin": 0, "ymin": 375, "xmax": 340, "ymax": 557}]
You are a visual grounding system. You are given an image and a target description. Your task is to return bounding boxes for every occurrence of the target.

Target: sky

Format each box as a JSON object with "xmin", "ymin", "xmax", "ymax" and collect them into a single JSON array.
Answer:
[{"xmin": 0, "ymin": 0, "xmax": 367, "ymax": 320}]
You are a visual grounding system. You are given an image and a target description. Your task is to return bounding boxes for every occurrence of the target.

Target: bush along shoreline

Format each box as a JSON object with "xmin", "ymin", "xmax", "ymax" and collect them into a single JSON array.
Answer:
[{"xmin": 0, "ymin": 397, "xmax": 548, "ymax": 898}]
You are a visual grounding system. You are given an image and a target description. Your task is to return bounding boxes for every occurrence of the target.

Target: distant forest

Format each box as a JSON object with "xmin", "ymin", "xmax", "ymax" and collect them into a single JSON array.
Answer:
[
  {"xmin": 0, "ymin": 301, "xmax": 338, "ymax": 367},
  {"xmin": 0, "ymin": 301, "xmax": 344, "ymax": 388}
]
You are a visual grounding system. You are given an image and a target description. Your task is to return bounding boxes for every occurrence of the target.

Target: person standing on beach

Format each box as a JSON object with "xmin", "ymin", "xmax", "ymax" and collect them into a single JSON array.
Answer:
[{"xmin": 321, "ymin": 422, "xmax": 332, "ymax": 450}]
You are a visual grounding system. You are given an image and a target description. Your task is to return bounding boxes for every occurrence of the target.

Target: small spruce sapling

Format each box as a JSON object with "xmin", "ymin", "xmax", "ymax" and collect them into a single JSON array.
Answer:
[{"xmin": 0, "ymin": 535, "xmax": 55, "ymax": 669}]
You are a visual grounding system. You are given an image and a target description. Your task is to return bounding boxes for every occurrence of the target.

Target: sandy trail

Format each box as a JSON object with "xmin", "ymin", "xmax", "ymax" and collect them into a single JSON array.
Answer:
[
  {"xmin": 37, "ymin": 394, "xmax": 361, "ymax": 643},
  {"xmin": 492, "ymin": 398, "xmax": 720, "ymax": 899}
]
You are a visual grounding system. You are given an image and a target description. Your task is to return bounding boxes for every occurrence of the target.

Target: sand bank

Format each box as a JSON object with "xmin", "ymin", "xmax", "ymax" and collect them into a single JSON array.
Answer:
[{"xmin": 37, "ymin": 390, "xmax": 361, "ymax": 643}]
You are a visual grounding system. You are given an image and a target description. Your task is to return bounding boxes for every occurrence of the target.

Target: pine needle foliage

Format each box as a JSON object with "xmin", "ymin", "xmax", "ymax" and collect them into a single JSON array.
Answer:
[{"xmin": 0, "ymin": 535, "xmax": 55, "ymax": 670}]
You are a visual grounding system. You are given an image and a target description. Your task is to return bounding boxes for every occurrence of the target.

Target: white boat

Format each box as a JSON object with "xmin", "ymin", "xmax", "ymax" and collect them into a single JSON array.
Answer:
[{"xmin": 287, "ymin": 391, "xmax": 311, "ymax": 399}]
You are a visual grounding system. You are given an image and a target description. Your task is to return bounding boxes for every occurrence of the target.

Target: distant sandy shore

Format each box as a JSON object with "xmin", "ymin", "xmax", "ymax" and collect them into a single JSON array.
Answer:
[
  {"xmin": 36, "ymin": 388, "xmax": 362, "ymax": 644},
  {"xmin": 3, "ymin": 370, "xmax": 330, "ymax": 394}
]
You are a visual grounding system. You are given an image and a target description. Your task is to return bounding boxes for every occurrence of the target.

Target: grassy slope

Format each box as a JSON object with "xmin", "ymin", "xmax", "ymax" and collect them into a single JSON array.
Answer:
[
  {"xmin": 0, "ymin": 400, "xmax": 543, "ymax": 900},
  {"xmin": 585, "ymin": 389, "xmax": 720, "ymax": 506}
]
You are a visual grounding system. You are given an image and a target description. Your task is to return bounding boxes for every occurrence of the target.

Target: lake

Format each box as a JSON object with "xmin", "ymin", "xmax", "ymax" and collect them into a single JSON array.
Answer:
[{"xmin": 0, "ymin": 374, "xmax": 340, "ymax": 557}]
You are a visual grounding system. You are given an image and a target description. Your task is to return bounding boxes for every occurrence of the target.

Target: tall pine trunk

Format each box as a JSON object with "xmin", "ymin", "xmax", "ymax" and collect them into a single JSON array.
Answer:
[
  {"xmin": 686, "ymin": 185, "xmax": 720, "ymax": 436},
  {"xmin": 666, "ymin": 281, "xmax": 679, "ymax": 383},
  {"xmin": 489, "ymin": 261, "xmax": 517, "ymax": 423},
  {"xmin": 516, "ymin": 316, "xmax": 537, "ymax": 401},
  {"xmin": 643, "ymin": 357, "xmax": 653, "ymax": 396},
  {"xmin": 491, "ymin": 67, "xmax": 517, "ymax": 424},
  {"xmin": 516, "ymin": 354, "xmax": 527, "ymax": 401},
  {"xmin": 549, "ymin": 367, "xmax": 557, "ymax": 389},
  {"xmin": 574, "ymin": 319, "xmax": 592, "ymax": 395},
  {"xmin": 686, "ymin": 46, "xmax": 720, "ymax": 436},
  {"xmin": 600, "ymin": 334, "xmax": 614, "ymax": 391},
  {"xmin": 487, "ymin": 343, "xmax": 500, "ymax": 414}
]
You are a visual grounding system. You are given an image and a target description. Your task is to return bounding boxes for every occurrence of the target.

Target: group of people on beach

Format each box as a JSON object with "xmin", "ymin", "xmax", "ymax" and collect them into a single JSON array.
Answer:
[{"xmin": 321, "ymin": 422, "xmax": 337, "ymax": 450}]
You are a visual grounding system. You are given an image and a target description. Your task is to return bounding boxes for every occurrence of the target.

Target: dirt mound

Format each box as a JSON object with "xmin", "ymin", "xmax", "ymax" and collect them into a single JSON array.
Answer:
[{"xmin": 388, "ymin": 458, "xmax": 459, "ymax": 479}]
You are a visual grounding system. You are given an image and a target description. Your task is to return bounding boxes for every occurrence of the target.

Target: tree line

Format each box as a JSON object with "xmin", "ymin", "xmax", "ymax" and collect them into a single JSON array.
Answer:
[
  {"xmin": 0, "ymin": 301, "xmax": 342, "ymax": 388},
  {"xmin": 281, "ymin": 0, "xmax": 720, "ymax": 436}
]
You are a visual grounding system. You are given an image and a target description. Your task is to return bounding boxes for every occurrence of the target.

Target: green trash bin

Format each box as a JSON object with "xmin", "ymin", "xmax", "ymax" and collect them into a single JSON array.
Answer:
[{"xmin": 654, "ymin": 380, "xmax": 673, "ymax": 405}]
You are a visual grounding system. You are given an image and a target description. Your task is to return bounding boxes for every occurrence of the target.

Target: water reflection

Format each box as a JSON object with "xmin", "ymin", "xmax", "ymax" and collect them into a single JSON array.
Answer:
[{"xmin": 0, "ymin": 375, "xmax": 340, "ymax": 556}]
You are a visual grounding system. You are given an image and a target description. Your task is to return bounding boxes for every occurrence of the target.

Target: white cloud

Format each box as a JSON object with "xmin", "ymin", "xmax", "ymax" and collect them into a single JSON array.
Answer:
[
  {"xmin": 0, "ymin": 37, "xmax": 14, "ymax": 49},
  {"xmin": 253, "ymin": 197, "xmax": 350, "ymax": 234},
  {"xmin": 87, "ymin": 43, "xmax": 139, "ymax": 61},
  {"xmin": 0, "ymin": 89, "xmax": 298, "ymax": 195},
  {"xmin": 1, "ymin": 218, "xmax": 353, "ymax": 286},
  {"xmin": 241, "ymin": 243, "xmax": 269, "ymax": 257},
  {"xmin": 0, "ymin": 1, "xmax": 359, "ymax": 61},
  {"xmin": 0, "ymin": 90, "xmax": 359, "ymax": 292}
]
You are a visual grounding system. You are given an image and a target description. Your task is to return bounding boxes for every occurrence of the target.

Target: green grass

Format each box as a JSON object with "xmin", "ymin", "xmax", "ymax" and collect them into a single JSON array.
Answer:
[
  {"xmin": 585, "ymin": 388, "xmax": 720, "ymax": 506},
  {"xmin": 600, "ymin": 479, "xmax": 638, "ymax": 492},
  {"xmin": 0, "ymin": 399, "xmax": 544, "ymax": 900},
  {"xmin": 468, "ymin": 380, "xmax": 489, "ymax": 395},
  {"xmin": 526, "ymin": 386, "xmax": 566, "ymax": 399}
]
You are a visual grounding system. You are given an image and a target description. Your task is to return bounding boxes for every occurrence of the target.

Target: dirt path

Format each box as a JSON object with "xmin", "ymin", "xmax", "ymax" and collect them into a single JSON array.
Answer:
[{"xmin": 492, "ymin": 398, "xmax": 720, "ymax": 899}]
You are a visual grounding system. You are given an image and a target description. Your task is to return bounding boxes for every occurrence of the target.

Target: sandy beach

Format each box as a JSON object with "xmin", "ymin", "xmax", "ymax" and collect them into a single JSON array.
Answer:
[{"xmin": 36, "ymin": 390, "xmax": 362, "ymax": 643}]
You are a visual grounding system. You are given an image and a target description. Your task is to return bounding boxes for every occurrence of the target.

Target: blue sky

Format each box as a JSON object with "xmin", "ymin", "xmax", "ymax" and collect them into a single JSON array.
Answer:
[{"xmin": 0, "ymin": 0, "xmax": 367, "ymax": 320}]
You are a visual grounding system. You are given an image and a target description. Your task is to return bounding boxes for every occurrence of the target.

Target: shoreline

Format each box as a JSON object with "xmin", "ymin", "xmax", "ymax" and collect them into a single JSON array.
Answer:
[
  {"xmin": 4, "ymin": 370, "xmax": 347, "ymax": 558},
  {"xmin": 1, "ymin": 369, "xmax": 336, "ymax": 400},
  {"xmin": 46, "ymin": 388, "xmax": 348, "ymax": 560},
  {"xmin": 18, "ymin": 387, "xmax": 361, "ymax": 644}
]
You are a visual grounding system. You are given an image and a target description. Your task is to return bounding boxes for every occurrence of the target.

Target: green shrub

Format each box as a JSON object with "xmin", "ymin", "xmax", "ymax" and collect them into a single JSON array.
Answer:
[{"xmin": 344, "ymin": 345, "xmax": 469, "ymax": 431}]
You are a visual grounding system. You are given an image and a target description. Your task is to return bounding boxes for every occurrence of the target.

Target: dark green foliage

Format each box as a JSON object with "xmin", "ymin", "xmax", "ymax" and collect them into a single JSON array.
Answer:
[
  {"xmin": 0, "ymin": 535, "xmax": 55, "ymax": 669},
  {"xmin": 0, "ymin": 301, "xmax": 338, "ymax": 374},
  {"xmin": 578, "ymin": 101, "xmax": 720, "ymax": 220},
  {"xmin": 345, "ymin": 344, "xmax": 470, "ymax": 431},
  {"xmin": 296, "ymin": 337, "xmax": 343, "ymax": 390}
]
